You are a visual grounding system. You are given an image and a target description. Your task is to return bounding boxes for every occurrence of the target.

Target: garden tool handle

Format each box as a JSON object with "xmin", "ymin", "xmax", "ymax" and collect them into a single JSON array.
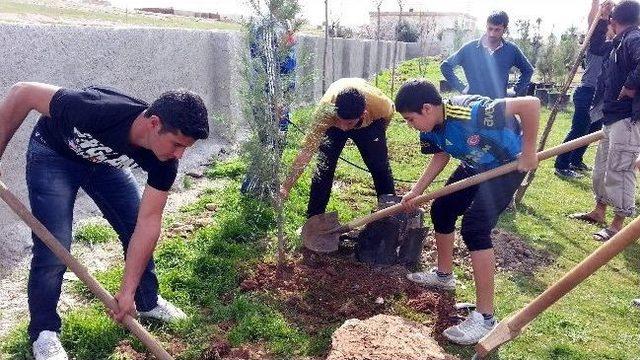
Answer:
[
  {"xmin": 345, "ymin": 130, "xmax": 604, "ymax": 230},
  {"xmin": 0, "ymin": 181, "xmax": 173, "ymax": 360},
  {"xmin": 513, "ymin": 215, "xmax": 640, "ymax": 330},
  {"xmin": 476, "ymin": 210, "xmax": 640, "ymax": 358}
]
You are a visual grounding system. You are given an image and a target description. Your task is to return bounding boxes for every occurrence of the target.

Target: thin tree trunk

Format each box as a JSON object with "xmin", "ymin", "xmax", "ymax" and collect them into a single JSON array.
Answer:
[
  {"xmin": 375, "ymin": 2, "xmax": 381, "ymax": 87},
  {"xmin": 390, "ymin": 1, "xmax": 403, "ymax": 95},
  {"xmin": 417, "ymin": 11, "xmax": 423, "ymax": 74},
  {"xmin": 322, "ymin": 0, "xmax": 329, "ymax": 93}
]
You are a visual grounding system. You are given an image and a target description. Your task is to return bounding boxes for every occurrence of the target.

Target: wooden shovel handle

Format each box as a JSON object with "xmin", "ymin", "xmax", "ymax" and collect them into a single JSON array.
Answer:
[
  {"xmin": 0, "ymin": 181, "xmax": 173, "ymax": 360},
  {"xmin": 508, "ymin": 215, "xmax": 640, "ymax": 330},
  {"xmin": 476, "ymin": 213, "xmax": 640, "ymax": 357},
  {"xmin": 345, "ymin": 130, "xmax": 604, "ymax": 230}
]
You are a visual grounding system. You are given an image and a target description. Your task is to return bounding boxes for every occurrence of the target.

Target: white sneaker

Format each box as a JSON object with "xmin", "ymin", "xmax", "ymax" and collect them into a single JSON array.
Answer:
[
  {"xmin": 443, "ymin": 310, "xmax": 496, "ymax": 345},
  {"xmin": 406, "ymin": 268, "xmax": 456, "ymax": 291},
  {"xmin": 633, "ymin": 299, "xmax": 640, "ymax": 308},
  {"xmin": 138, "ymin": 295, "xmax": 187, "ymax": 322},
  {"xmin": 33, "ymin": 331, "xmax": 68, "ymax": 360}
]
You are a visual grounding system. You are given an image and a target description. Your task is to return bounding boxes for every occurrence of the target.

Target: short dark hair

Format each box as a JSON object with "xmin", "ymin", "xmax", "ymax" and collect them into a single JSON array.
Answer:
[
  {"xmin": 612, "ymin": 1, "xmax": 640, "ymax": 26},
  {"xmin": 145, "ymin": 90, "xmax": 209, "ymax": 140},
  {"xmin": 394, "ymin": 79, "xmax": 442, "ymax": 113},
  {"xmin": 335, "ymin": 88, "xmax": 366, "ymax": 120},
  {"xmin": 487, "ymin": 11, "xmax": 509, "ymax": 27}
]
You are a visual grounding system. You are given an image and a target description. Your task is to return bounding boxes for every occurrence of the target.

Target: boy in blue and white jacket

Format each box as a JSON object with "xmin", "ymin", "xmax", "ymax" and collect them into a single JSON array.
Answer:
[{"xmin": 394, "ymin": 78, "xmax": 540, "ymax": 345}]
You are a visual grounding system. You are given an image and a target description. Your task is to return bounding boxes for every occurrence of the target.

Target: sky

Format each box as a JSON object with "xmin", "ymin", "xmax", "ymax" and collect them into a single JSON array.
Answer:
[{"xmin": 108, "ymin": 0, "xmax": 593, "ymax": 34}]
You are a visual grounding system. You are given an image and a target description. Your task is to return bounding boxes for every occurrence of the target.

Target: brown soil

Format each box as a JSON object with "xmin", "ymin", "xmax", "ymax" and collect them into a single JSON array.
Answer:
[
  {"xmin": 201, "ymin": 339, "xmax": 275, "ymax": 360},
  {"xmin": 242, "ymin": 249, "xmax": 462, "ymax": 346},
  {"xmin": 114, "ymin": 337, "xmax": 188, "ymax": 360},
  {"xmin": 420, "ymin": 228, "xmax": 554, "ymax": 278}
]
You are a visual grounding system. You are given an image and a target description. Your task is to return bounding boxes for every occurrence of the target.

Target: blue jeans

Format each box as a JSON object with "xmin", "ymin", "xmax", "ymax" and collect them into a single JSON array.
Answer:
[
  {"xmin": 26, "ymin": 138, "xmax": 159, "ymax": 342},
  {"xmin": 555, "ymin": 86, "xmax": 603, "ymax": 169}
]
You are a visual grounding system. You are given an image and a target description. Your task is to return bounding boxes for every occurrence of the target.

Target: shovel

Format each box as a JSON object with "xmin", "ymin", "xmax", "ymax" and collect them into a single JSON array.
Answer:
[
  {"xmin": 472, "ymin": 213, "xmax": 640, "ymax": 359},
  {"xmin": 0, "ymin": 181, "xmax": 173, "ymax": 360},
  {"xmin": 302, "ymin": 130, "xmax": 604, "ymax": 253}
]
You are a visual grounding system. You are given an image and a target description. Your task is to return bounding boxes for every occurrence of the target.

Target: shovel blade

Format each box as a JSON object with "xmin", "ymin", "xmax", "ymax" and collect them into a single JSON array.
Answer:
[{"xmin": 301, "ymin": 212, "xmax": 343, "ymax": 253}]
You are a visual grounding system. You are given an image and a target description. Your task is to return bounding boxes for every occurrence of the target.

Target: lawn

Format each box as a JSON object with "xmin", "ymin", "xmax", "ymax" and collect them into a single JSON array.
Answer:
[{"xmin": 1, "ymin": 58, "xmax": 638, "ymax": 360}]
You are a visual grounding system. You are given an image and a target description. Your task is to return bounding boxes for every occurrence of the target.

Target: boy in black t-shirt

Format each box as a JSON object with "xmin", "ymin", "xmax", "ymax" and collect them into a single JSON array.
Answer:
[{"xmin": 0, "ymin": 82, "xmax": 209, "ymax": 360}]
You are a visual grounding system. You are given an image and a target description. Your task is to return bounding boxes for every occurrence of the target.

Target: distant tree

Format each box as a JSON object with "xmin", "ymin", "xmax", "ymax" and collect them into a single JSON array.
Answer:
[
  {"xmin": 329, "ymin": 20, "xmax": 353, "ymax": 38},
  {"xmin": 357, "ymin": 21, "xmax": 395, "ymax": 40},
  {"xmin": 512, "ymin": 18, "xmax": 543, "ymax": 65},
  {"xmin": 536, "ymin": 32, "xmax": 557, "ymax": 84},
  {"xmin": 553, "ymin": 26, "xmax": 580, "ymax": 83},
  {"xmin": 395, "ymin": 19, "xmax": 420, "ymax": 42},
  {"xmin": 452, "ymin": 20, "xmax": 467, "ymax": 51}
]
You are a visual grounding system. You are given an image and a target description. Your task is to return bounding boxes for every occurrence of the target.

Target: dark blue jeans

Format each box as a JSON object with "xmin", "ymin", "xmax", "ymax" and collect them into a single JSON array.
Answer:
[
  {"xmin": 307, "ymin": 119, "xmax": 395, "ymax": 218},
  {"xmin": 555, "ymin": 86, "xmax": 603, "ymax": 169},
  {"xmin": 26, "ymin": 139, "xmax": 159, "ymax": 342}
]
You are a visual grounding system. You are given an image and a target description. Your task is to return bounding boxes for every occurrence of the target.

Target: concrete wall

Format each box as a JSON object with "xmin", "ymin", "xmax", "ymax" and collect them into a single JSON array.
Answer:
[
  {"xmin": 0, "ymin": 23, "xmax": 408, "ymax": 272},
  {"xmin": 296, "ymin": 34, "xmax": 406, "ymax": 102}
]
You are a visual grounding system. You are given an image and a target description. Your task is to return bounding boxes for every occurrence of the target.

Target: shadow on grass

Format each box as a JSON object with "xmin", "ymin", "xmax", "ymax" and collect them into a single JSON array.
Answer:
[
  {"xmin": 507, "ymin": 204, "xmax": 596, "ymax": 256},
  {"xmin": 552, "ymin": 176, "xmax": 594, "ymax": 194},
  {"xmin": 507, "ymin": 272, "xmax": 551, "ymax": 297},
  {"xmin": 621, "ymin": 241, "xmax": 640, "ymax": 277},
  {"xmin": 442, "ymin": 343, "xmax": 502, "ymax": 360}
]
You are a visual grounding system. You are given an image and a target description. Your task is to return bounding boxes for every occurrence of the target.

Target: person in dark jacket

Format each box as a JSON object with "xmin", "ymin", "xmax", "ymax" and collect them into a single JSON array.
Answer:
[
  {"xmin": 554, "ymin": 0, "xmax": 608, "ymax": 179},
  {"xmin": 569, "ymin": 0, "xmax": 640, "ymax": 241},
  {"xmin": 440, "ymin": 11, "xmax": 534, "ymax": 99}
]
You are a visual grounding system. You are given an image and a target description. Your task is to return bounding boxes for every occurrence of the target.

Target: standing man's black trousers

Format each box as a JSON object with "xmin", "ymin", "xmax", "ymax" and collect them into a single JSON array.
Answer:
[{"xmin": 307, "ymin": 119, "xmax": 395, "ymax": 218}]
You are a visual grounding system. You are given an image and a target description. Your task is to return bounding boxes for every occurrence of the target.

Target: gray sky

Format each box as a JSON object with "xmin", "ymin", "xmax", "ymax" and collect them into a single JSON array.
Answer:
[{"xmin": 108, "ymin": 0, "xmax": 593, "ymax": 34}]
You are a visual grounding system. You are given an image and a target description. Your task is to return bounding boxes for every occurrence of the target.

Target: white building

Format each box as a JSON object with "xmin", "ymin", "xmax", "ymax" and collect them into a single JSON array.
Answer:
[{"xmin": 369, "ymin": 9, "xmax": 478, "ymax": 57}]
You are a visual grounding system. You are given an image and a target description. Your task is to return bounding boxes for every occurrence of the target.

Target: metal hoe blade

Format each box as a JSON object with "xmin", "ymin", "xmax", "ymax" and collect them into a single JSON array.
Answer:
[{"xmin": 301, "ymin": 211, "xmax": 344, "ymax": 253}]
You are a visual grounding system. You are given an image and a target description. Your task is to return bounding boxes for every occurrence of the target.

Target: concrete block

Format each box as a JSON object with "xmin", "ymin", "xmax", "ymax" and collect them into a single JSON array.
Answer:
[
  {"xmin": 362, "ymin": 40, "xmax": 372, "ymax": 79},
  {"xmin": 328, "ymin": 37, "xmax": 344, "ymax": 84},
  {"xmin": 296, "ymin": 35, "xmax": 319, "ymax": 104},
  {"xmin": 313, "ymin": 36, "xmax": 328, "ymax": 99},
  {"xmin": 406, "ymin": 42, "xmax": 421, "ymax": 60},
  {"xmin": 376, "ymin": 41, "xmax": 386, "ymax": 72},
  {"xmin": 344, "ymin": 38, "xmax": 365, "ymax": 79}
]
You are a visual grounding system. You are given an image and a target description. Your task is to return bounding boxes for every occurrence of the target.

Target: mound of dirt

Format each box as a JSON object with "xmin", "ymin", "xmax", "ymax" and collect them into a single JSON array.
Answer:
[
  {"xmin": 327, "ymin": 315, "xmax": 458, "ymax": 360},
  {"xmin": 244, "ymin": 251, "xmax": 460, "ymax": 341},
  {"xmin": 492, "ymin": 229, "xmax": 554, "ymax": 274}
]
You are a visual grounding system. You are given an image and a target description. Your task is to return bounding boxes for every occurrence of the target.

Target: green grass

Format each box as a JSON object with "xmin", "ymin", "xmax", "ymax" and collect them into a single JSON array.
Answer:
[
  {"xmin": 0, "ymin": 1, "xmax": 242, "ymax": 30},
  {"xmin": 74, "ymin": 221, "xmax": 118, "ymax": 245},
  {"xmin": 2, "ymin": 57, "xmax": 639, "ymax": 359}
]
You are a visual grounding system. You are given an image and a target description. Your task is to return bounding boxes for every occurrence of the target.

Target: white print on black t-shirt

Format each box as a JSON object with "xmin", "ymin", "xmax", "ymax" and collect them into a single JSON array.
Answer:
[{"xmin": 68, "ymin": 127, "xmax": 138, "ymax": 169}]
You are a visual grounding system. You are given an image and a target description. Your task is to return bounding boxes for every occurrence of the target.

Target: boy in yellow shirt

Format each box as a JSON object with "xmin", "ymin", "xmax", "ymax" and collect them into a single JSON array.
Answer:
[{"xmin": 280, "ymin": 78, "xmax": 396, "ymax": 217}]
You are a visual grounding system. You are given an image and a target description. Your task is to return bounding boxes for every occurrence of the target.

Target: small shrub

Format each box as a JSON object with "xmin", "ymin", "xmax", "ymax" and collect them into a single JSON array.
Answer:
[
  {"xmin": 182, "ymin": 175, "xmax": 194, "ymax": 190},
  {"xmin": 0, "ymin": 324, "xmax": 30, "ymax": 359},
  {"xmin": 74, "ymin": 221, "xmax": 117, "ymax": 245},
  {"xmin": 395, "ymin": 20, "xmax": 420, "ymax": 42},
  {"xmin": 62, "ymin": 306, "xmax": 128, "ymax": 360},
  {"xmin": 205, "ymin": 159, "xmax": 246, "ymax": 180},
  {"xmin": 227, "ymin": 296, "xmax": 310, "ymax": 357}
]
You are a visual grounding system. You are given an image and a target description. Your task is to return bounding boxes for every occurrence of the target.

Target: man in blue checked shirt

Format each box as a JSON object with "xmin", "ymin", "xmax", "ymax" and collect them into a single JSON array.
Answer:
[{"xmin": 441, "ymin": 11, "xmax": 534, "ymax": 99}]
